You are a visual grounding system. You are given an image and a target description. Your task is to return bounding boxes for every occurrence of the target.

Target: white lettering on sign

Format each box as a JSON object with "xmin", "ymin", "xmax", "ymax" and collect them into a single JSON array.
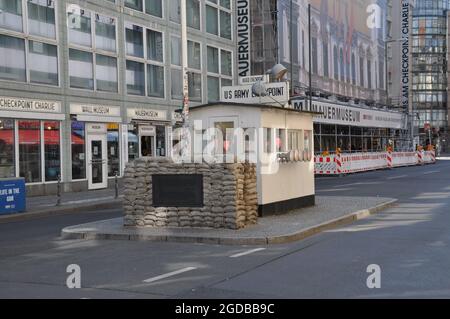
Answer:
[
  {"xmin": 0, "ymin": 97, "xmax": 61, "ymax": 113},
  {"xmin": 293, "ymin": 99, "xmax": 405, "ymax": 129},
  {"xmin": 237, "ymin": 0, "xmax": 251, "ymax": 77},
  {"xmin": 127, "ymin": 108, "xmax": 167, "ymax": 121},
  {"xmin": 239, "ymin": 75, "xmax": 269, "ymax": 85},
  {"xmin": 221, "ymin": 83, "xmax": 289, "ymax": 105},
  {"xmin": 401, "ymin": 0, "xmax": 410, "ymax": 109},
  {"xmin": 70, "ymin": 104, "xmax": 121, "ymax": 117}
]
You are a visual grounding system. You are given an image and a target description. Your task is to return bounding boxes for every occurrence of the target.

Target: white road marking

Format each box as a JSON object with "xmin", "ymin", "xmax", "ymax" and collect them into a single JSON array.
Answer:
[
  {"xmin": 143, "ymin": 267, "xmax": 197, "ymax": 283},
  {"xmin": 386, "ymin": 175, "xmax": 408, "ymax": 180},
  {"xmin": 422, "ymin": 170, "xmax": 440, "ymax": 175},
  {"xmin": 230, "ymin": 248, "xmax": 266, "ymax": 258}
]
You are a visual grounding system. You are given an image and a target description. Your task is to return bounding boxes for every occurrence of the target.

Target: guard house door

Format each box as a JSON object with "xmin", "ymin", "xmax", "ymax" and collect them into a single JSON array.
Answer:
[
  {"xmin": 87, "ymin": 124, "xmax": 108, "ymax": 190},
  {"xmin": 139, "ymin": 126, "xmax": 156, "ymax": 157}
]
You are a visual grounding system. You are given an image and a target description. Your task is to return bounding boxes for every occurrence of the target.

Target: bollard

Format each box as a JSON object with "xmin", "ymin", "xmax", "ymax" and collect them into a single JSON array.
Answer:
[
  {"xmin": 115, "ymin": 172, "xmax": 119, "ymax": 199},
  {"xmin": 56, "ymin": 174, "xmax": 61, "ymax": 206}
]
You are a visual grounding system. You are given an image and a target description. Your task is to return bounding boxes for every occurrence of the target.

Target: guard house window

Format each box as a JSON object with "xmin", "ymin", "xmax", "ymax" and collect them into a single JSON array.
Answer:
[
  {"xmin": 263, "ymin": 128, "xmax": 273, "ymax": 153},
  {"xmin": 304, "ymin": 130, "xmax": 313, "ymax": 159},
  {"xmin": 44, "ymin": 121, "xmax": 60, "ymax": 182},
  {"xmin": 156, "ymin": 126, "xmax": 166, "ymax": 157},
  {"xmin": 276, "ymin": 129, "xmax": 286, "ymax": 153},
  {"xmin": 0, "ymin": 0, "xmax": 23, "ymax": 32},
  {"xmin": 19, "ymin": 121, "xmax": 41, "ymax": 183},
  {"xmin": 28, "ymin": 0, "xmax": 56, "ymax": 39},
  {"xmin": 0, "ymin": 34, "xmax": 26, "ymax": 82},
  {"xmin": 29, "ymin": 41, "xmax": 58, "ymax": 86},
  {"xmin": 0, "ymin": 119, "xmax": 15, "ymax": 178},
  {"xmin": 71, "ymin": 121, "xmax": 86, "ymax": 180},
  {"xmin": 107, "ymin": 124, "xmax": 120, "ymax": 177}
]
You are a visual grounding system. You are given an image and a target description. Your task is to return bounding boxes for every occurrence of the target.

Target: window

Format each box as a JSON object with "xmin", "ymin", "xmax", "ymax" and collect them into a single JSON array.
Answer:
[
  {"xmin": 367, "ymin": 59, "xmax": 372, "ymax": 89},
  {"xmin": 221, "ymin": 50, "xmax": 232, "ymax": 76},
  {"xmin": 312, "ymin": 37, "xmax": 318, "ymax": 74},
  {"xmin": 68, "ymin": 8, "xmax": 118, "ymax": 91},
  {"xmin": 147, "ymin": 29, "xmax": 163, "ymax": 62},
  {"xmin": 188, "ymin": 40, "xmax": 201, "ymax": 70},
  {"xmin": 96, "ymin": 54, "xmax": 117, "ymax": 92},
  {"xmin": 304, "ymin": 130, "xmax": 313, "ymax": 159},
  {"xmin": 28, "ymin": 0, "xmax": 56, "ymax": 39},
  {"xmin": 146, "ymin": 0, "xmax": 163, "ymax": 17},
  {"xmin": 156, "ymin": 126, "xmax": 166, "ymax": 157},
  {"xmin": 207, "ymin": 76, "xmax": 220, "ymax": 101},
  {"xmin": 207, "ymin": 46, "xmax": 233, "ymax": 102},
  {"xmin": 170, "ymin": 36, "xmax": 181, "ymax": 66},
  {"xmin": 68, "ymin": 8, "xmax": 92, "ymax": 47},
  {"xmin": 19, "ymin": 121, "xmax": 41, "ymax": 183},
  {"xmin": 187, "ymin": 0, "xmax": 200, "ymax": 30},
  {"xmin": 44, "ymin": 121, "xmax": 60, "ymax": 182},
  {"xmin": 69, "ymin": 49, "xmax": 93, "ymax": 90},
  {"xmin": 206, "ymin": 5, "xmax": 218, "ymax": 35},
  {"xmin": 169, "ymin": 0, "xmax": 181, "ymax": 23},
  {"xmin": 323, "ymin": 42, "xmax": 329, "ymax": 77},
  {"xmin": 171, "ymin": 68, "xmax": 183, "ymax": 100},
  {"xmin": 29, "ymin": 41, "xmax": 58, "ymax": 86},
  {"xmin": 125, "ymin": 23, "xmax": 144, "ymax": 58},
  {"xmin": 276, "ymin": 129, "xmax": 286, "ymax": 153},
  {"xmin": 0, "ymin": 119, "xmax": 15, "ymax": 178},
  {"xmin": 0, "ymin": 34, "xmax": 26, "ymax": 82},
  {"xmin": 188, "ymin": 72, "xmax": 202, "ymax": 102},
  {"xmin": 0, "ymin": 0, "xmax": 23, "ymax": 32},
  {"xmin": 147, "ymin": 64, "xmax": 164, "ymax": 98},
  {"xmin": 126, "ymin": 60, "xmax": 145, "ymax": 96},
  {"xmin": 263, "ymin": 128, "xmax": 273, "ymax": 153},
  {"xmin": 124, "ymin": 0, "xmax": 143, "ymax": 11},
  {"xmin": 207, "ymin": 46, "xmax": 219, "ymax": 73},
  {"xmin": 71, "ymin": 121, "xmax": 86, "ymax": 180},
  {"xmin": 107, "ymin": 124, "xmax": 120, "ymax": 177},
  {"xmin": 206, "ymin": 0, "xmax": 232, "ymax": 39},
  {"xmin": 288, "ymin": 130, "xmax": 302, "ymax": 151},
  {"xmin": 95, "ymin": 15, "xmax": 116, "ymax": 52}
]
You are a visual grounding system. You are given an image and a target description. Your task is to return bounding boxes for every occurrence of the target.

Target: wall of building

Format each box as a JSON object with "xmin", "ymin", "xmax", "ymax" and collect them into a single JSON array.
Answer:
[{"xmin": 0, "ymin": 0, "xmax": 237, "ymax": 195}]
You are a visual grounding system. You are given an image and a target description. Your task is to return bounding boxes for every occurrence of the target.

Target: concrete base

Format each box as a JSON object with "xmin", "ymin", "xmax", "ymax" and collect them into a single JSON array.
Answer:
[{"xmin": 258, "ymin": 195, "xmax": 315, "ymax": 217}]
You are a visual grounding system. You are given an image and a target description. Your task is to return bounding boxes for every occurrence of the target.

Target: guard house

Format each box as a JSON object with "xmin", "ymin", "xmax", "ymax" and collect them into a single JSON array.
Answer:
[{"xmin": 188, "ymin": 102, "xmax": 318, "ymax": 216}]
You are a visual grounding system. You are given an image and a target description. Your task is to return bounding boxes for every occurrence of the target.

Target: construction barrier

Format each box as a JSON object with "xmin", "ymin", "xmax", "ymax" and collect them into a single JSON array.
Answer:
[{"xmin": 315, "ymin": 150, "xmax": 436, "ymax": 175}]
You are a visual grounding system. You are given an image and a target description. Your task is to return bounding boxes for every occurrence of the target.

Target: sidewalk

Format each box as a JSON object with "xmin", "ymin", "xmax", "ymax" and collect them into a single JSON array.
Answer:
[
  {"xmin": 62, "ymin": 196, "xmax": 397, "ymax": 245},
  {"xmin": 0, "ymin": 188, "xmax": 122, "ymax": 223}
]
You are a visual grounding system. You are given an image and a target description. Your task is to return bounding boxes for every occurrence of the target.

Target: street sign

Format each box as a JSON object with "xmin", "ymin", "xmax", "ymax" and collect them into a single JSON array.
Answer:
[{"xmin": 0, "ymin": 178, "xmax": 26, "ymax": 215}]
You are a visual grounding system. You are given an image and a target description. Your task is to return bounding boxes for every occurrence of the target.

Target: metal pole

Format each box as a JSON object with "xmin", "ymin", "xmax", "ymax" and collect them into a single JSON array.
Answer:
[
  {"xmin": 56, "ymin": 174, "xmax": 61, "ymax": 206},
  {"xmin": 290, "ymin": 0, "xmax": 293, "ymax": 96},
  {"xmin": 115, "ymin": 172, "xmax": 119, "ymax": 199},
  {"xmin": 181, "ymin": 0, "xmax": 189, "ymax": 126},
  {"xmin": 385, "ymin": 41, "xmax": 389, "ymax": 106},
  {"xmin": 308, "ymin": 4, "xmax": 312, "ymax": 110}
]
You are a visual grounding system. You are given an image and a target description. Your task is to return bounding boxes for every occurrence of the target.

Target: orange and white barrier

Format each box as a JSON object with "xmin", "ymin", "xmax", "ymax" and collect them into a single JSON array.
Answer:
[{"xmin": 315, "ymin": 150, "xmax": 437, "ymax": 175}]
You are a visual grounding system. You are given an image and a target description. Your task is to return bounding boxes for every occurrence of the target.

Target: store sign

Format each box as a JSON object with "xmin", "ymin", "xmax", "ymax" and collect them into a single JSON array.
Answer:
[
  {"xmin": 401, "ymin": 0, "xmax": 410, "ymax": 109},
  {"xmin": 86, "ymin": 123, "xmax": 107, "ymax": 133},
  {"xmin": 139, "ymin": 126, "xmax": 156, "ymax": 136},
  {"xmin": 70, "ymin": 104, "xmax": 120, "ymax": 117},
  {"xmin": 0, "ymin": 96, "xmax": 61, "ymax": 113},
  {"xmin": 239, "ymin": 75, "xmax": 269, "ymax": 85},
  {"xmin": 128, "ymin": 108, "xmax": 167, "ymax": 121},
  {"xmin": 0, "ymin": 178, "xmax": 26, "ymax": 215},
  {"xmin": 221, "ymin": 83, "xmax": 289, "ymax": 105},
  {"xmin": 237, "ymin": 0, "xmax": 251, "ymax": 77},
  {"xmin": 293, "ymin": 99, "xmax": 405, "ymax": 129}
]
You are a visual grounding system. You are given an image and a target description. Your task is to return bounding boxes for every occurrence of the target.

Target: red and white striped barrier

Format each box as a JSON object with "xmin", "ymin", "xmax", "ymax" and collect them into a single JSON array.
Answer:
[{"xmin": 315, "ymin": 150, "xmax": 437, "ymax": 175}]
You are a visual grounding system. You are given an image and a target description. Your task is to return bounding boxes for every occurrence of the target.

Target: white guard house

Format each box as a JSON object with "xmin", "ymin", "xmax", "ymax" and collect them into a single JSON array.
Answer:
[{"xmin": 188, "ymin": 102, "xmax": 319, "ymax": 216}]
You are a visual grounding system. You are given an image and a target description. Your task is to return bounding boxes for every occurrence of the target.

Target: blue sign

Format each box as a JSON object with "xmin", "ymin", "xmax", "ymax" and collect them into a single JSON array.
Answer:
[{"xmin": 0, "ymin": 178, "xmax": 26, "ymax": 215}]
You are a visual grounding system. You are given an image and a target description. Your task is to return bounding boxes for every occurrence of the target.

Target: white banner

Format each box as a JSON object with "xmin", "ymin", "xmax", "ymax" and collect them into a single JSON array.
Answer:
[{"xmin": 293, "ymin": 99, "xmax": 406, "ymax": 129}]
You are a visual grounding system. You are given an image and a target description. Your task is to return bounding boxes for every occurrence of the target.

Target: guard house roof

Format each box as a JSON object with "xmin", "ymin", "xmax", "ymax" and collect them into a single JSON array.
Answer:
[{"xmin": 189, "ymin": 102, "xmax": 322, "ymax": 116}]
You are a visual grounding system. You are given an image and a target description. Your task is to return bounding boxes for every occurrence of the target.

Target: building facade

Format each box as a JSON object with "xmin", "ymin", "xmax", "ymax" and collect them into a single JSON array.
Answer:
[
  {"xmin": 410, "ymin": 0, "xmax": 449, "ymax": 152},
  {"xmin": 248, "ymin": 0, "xmax": 409, "ymax": 154},
  {"xmin": 0, "ymin": 0, "xmax": 236, "ymax": 195}
]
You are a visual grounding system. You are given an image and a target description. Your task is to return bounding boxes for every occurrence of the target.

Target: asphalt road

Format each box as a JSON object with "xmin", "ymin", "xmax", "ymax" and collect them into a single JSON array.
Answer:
[{"xmin": 1, "ymin": 160, "xmax": 450, "ymax": 299}]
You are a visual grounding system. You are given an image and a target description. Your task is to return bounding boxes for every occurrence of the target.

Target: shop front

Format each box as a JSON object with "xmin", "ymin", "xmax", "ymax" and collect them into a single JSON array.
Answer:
[
  {"xmin": 0, "ymin": 97, "xmax": 64, "ymax": 194},
  {"xmin": 126, "ymin": 108, "xmax": 173, "ymax": 162},
  {"xmin": 70, "ymin": 103, "xmax": 122, "ymax": 190}
]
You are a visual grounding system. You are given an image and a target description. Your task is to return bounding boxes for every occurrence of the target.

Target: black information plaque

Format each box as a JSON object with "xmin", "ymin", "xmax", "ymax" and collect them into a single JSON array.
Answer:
[{"xmin": 152, "ymin": 174, "xmax": 204, "ymax": 207}]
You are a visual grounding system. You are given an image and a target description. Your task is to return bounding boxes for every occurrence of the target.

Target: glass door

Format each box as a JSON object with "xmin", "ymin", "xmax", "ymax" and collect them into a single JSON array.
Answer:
[{"xmin": 87, "ymin": 134, "xmax": 107, "ymax": 190}]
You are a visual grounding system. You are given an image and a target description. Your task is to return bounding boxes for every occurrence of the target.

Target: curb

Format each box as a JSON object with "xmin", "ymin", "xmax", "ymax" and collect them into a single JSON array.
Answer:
[
  {"xmin": 0, "ymin": 200, "xmax": 123, "ymax": 224},
  {"xmin": 61, "ymin": 199, "xmax": 398, "ymax": 245}
]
